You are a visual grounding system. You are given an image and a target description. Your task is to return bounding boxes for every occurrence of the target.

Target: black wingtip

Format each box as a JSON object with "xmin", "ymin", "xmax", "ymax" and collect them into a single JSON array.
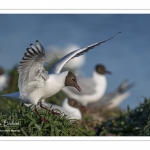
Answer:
[
  {"xmin": 116, "ymin": 31, "xmax": 121, "ymax": 36},
  {"xmin": 112, "ymin": 31, "xmax": 121, "ymax": 38},
  {"xmin": 127, "ymin": 82, "xmax": 136, "ymax": 90}
]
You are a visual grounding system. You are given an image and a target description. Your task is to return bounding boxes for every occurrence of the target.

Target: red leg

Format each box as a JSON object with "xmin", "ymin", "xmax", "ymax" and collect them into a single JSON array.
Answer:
[
  {"xmin": 34, "ymin": 105, "xmax": 48, "ymax": 123},
  {"xmin": 51, "ymin": 110, "xmax": 60, "ymax": 115},
  {"xmin": 38, "ymin": 101, "xmax": 60, "ymax": 115}
]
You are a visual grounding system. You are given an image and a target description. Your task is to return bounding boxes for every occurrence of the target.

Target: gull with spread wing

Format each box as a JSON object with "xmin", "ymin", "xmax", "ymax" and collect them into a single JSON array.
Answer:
[{"xmin": 1, "ymin": 32, "xmax": 121, "ymax": 122}]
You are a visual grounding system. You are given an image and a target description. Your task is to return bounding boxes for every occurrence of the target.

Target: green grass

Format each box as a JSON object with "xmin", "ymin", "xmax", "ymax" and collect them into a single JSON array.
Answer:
[
  {"xmin": 0, "ymin": 65, "xmax": 150, "ymax": 136},
  {"xmin": 0, "ymin": 103, "xmax": 87, "ymax": 136},
  {"xmin": 96, "ymin": 98, "xmax": 150, "ymax": 136}
]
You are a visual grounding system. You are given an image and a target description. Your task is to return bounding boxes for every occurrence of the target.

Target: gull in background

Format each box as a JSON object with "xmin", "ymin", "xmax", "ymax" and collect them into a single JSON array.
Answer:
[
  {"xmin": 43, "ymin": 98, "xmax": 82, "ymax": 120},
  {"xmin": 62, "ymin": 64, "xmax": 111, "ymax": 106},
  {"xmin": 88, "ymin": 79, "xmax": 135, "ymax": 109},
  {"xmin": 0, "ymin": 67, "xmax": 9, "ymax": 92},
  {"xmin": 1, "ymin": 32, "xmax": 120, "ymax": 122},
  {"xmin": 46, "ymin": 44, "xmax": 85, "ymax": 70}
]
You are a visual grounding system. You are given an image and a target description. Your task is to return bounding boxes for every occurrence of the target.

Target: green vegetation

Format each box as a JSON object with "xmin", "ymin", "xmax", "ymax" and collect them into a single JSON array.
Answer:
[
  {"xmin": 0, "ymin": 104, "xmax": 85, "ymax": 136},
  {"xmin": 97, "ymin": 98, "xmax": 150, "ymax": 136},
  {"xmin": 0, "ymin": 65, "xmax": 150, "ymax": 136}
]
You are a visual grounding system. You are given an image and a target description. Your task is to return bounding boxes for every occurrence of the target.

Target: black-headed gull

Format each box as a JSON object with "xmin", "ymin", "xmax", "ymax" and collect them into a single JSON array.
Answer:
[
  {"xmin": 1, "ymin": 32, "xmax": 120, "ymax": 121},
  {"xmin": 88, "ymin": 79, "xmax": 135, "ymax": 109},
  {"xmin": 0, "ymin": 67, "xmax": 9, "ymax": 92},
  {"xmin": 62, "ymin": 64, "xmax": 111, "ymax": 106}
]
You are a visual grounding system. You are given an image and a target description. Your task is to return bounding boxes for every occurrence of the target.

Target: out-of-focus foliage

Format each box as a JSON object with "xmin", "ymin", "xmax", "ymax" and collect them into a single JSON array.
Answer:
[{"xmin": 96, "ymin": 98, "xmax": 150, "ymax": 136}]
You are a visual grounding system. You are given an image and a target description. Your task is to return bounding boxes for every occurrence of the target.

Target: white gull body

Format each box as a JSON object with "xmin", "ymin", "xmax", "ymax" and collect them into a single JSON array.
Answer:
[
  {"xmin": 43, "ymin": 98, "xmax": 82, "ymax": 120},
  {"xmin": 1, "ymin": 32, "xmax": 121, "ymax": 106},
  {"xmin": 23, "ymin": 72, "xmax": 68, "ymax": 105}
]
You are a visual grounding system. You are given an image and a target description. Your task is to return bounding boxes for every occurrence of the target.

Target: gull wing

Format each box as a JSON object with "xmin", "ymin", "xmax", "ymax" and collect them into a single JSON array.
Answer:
[
  {"xmin": 48, "ymin": 32, "xmax": 121, "ymax": 74},
  {"xmin": 89, "ymin": 80, "xmax": 135, "ymax": 108},
  {"xmin": 88, "ymin": 91, "xmax": 120, "ymax": 108},
  {"xmin": 117, "ymin": 79, "xmax": 136, "ymax": 93},
  {"xmin": 18, "ymin": 41, "xmax": 49, "ymax": 99},
  {"xmin": 62, "ymin": 77, "xmax": 96, "ymax": 95}
]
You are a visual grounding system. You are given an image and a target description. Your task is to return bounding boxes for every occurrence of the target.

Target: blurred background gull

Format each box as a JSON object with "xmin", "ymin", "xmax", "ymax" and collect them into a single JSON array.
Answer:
[
  {"xmin": 88, "ymin": 79, "xmax": 135, "ymax": 110},
  {"xmin": 0, "ymin": 67, "xmax": 9, "ymax": 92},
  {"xmin": 43, "ymin": 98, "xmax": 82, "ymax": 120},
  {"xmin": 0, "ymin": 14, "xmax": 150, "ymax": 110},
  {"xmin": 45, "ymin": 44, "xmax": 85, "ymax": 75},
  {"xmin": 62, "ymin": 64, "xmax": 111, "ymax": 106}
]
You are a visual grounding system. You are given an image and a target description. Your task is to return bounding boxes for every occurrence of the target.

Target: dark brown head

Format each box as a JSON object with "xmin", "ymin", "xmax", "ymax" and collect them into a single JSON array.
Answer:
[
  {"xmin": 95, "ymin": 64, "xmax": 111, "ymax": 75},
  {"xmin": 0, "ymin": 67, "xmax": 4, "ymax": 75},
  {"xmin": 65, "ymin": 71, "xmax": 82, "ymax": 92}
]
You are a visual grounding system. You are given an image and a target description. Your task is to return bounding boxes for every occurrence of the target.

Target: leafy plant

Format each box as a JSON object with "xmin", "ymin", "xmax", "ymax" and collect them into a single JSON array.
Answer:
[{"xmin": 96, "ymin": 98, "xmax": 150, "ymax": 136}]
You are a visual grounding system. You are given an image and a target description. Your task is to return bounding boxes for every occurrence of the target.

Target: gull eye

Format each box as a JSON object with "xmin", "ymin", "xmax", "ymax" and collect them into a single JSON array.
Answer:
[{"xmin": 71, "ymin": 77, "xmax": 75, "ymax": 81}]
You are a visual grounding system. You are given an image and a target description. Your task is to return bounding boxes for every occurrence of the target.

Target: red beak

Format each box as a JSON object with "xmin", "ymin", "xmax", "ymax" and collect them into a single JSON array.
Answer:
[{"xmin": 74, "ymin": 83, "xmax": 82, "ymax": 92}]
